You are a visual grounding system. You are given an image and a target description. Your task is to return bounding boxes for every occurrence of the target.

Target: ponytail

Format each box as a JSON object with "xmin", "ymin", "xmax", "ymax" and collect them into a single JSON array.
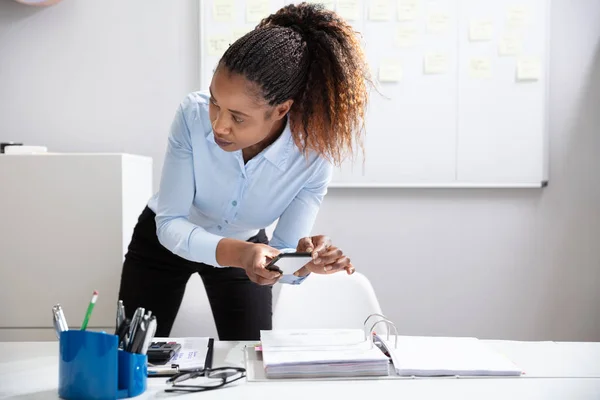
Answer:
[{"xmin": 219, "ymin": 2, "xmax": 372, "ymax": 165}]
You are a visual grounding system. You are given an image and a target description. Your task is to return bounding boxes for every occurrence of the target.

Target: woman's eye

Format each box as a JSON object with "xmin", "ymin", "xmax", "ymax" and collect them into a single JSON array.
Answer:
[
  {"xmin": 209, "ymin": 97, "xmax": 218, "ymax": 106},
  {"xmin": 232, "ymin": 116, "xmax": 244, "ymax": 123}
]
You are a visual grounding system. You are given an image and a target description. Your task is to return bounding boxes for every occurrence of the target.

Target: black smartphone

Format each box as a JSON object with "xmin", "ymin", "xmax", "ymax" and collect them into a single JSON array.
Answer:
[{"xmin": 265, "ymin": 252, "xmax": 312, "ymax": 274}]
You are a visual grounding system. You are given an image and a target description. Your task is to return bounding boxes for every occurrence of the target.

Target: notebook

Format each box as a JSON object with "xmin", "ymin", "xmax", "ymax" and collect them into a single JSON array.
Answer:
[{"xmin": 257, "ymin": 314, "xmax": 523, "ymax": 380}]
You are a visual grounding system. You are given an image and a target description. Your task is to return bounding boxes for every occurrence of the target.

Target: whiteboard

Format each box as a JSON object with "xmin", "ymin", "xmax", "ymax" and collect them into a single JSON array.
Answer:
[{"xmin": 199, "ymin": 0, "xmax": 550, "ymax": 188}]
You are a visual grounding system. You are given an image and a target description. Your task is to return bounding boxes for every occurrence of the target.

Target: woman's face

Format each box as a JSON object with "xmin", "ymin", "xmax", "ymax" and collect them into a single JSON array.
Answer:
[{"xmin": 208, "ymin": 67, "xmax": 291, "ymax": 152}]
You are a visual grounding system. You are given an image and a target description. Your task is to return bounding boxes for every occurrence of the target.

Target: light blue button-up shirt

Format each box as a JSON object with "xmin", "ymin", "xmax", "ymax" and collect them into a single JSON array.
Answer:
[{"xmin": 147, "ymin": 91, "xmax": 333, "ymax": 283}]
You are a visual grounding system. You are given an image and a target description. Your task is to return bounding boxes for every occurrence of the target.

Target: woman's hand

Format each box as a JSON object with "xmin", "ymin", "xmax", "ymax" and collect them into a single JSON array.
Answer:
[
  {"xmin": 240, "ymin": 243, "xmax": 282, "ymax": 285},
  {"xmin": 293, "ymin": 235, "xmax": 355, "ymax": 277}
]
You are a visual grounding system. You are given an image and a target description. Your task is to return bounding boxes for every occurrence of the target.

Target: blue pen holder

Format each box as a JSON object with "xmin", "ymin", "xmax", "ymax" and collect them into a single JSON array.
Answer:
[{"xmin": 58, "ymin": 330, "xmax": 147, "ymax": 400}]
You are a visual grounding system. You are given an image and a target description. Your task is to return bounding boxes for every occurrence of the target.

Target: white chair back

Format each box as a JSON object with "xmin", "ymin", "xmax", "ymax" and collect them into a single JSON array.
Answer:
[{"xmin": 273, "ymin": 272, "xmax": 386, "ymax": 333}]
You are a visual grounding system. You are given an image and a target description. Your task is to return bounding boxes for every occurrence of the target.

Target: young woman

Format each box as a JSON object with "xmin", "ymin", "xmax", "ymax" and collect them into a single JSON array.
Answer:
[{"xmin": 118, "ymin": 2, "xmax": 371, "ymax": 340}]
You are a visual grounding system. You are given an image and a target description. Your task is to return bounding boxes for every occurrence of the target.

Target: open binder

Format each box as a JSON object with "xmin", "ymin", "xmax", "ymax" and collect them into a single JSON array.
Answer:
[{"xmin": 253, "ymin": 314, "xmax": 523, "ymax": 380}]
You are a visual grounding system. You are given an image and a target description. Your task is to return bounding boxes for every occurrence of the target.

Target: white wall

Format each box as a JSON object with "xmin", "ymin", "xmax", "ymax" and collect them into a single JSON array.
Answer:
[
  {"xmin": 1, "ymin": 0, "xmax": 598, "ymax": 342},
  {"xmin": 0, "ymin": 0, "xmax": 199, "ymax": 184}
]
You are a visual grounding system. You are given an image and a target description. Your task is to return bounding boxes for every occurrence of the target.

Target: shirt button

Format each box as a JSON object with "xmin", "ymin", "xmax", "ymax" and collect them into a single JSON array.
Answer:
[
  {"xmin": 232, "ymin": 200, "xmax": 237, "ymax": 206},
  {"xmin": 217, "ymin": 225, "xmax": 222, "ymax": 230},
  {"xmin": 225, "ymin": 220, "xmax": 229, "ymax": 224}
]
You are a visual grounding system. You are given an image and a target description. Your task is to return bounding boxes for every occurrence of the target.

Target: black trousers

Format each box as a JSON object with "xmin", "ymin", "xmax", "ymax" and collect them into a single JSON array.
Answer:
[{"xmin": 118, "ymin": 206, "xmax": 272, "ymax": 340}]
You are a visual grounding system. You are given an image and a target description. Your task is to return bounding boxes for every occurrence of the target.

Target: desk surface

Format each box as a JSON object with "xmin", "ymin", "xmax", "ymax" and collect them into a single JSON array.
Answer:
[{"xmin": 1, "ymin": 340, "xmax": 600, "ymax": 399}]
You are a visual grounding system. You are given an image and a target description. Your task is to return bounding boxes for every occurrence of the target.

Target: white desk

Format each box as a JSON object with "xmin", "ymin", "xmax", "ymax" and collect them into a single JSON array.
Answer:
[{"xmin": 1, "ymin": 340, "xmax": 600, "ymax": 399}]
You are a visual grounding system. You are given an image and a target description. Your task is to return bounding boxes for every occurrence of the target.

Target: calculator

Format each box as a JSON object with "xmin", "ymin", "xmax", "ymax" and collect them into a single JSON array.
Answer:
[{"xmin": 147, "ymin": 341, "xmax": 181, "ymax": 363}]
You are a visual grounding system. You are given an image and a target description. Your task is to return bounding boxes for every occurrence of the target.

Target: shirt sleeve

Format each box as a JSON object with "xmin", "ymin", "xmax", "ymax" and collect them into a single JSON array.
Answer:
[
  {"xmin": 269, "ymin": 158, "xmax": 333, "ymax": 252},
  {"xmin": 269, "ymin": 159, "xmax": 333, "ymax": 285},
  {"xmin": 154, "ymin": 98, "xmax": 225, "ymax": 267}
]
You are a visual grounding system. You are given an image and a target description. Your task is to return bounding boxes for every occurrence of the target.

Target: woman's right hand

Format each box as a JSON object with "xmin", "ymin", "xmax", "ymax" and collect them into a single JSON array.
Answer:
[{"xmin": 240, "ymin": 243, "xmax": 282, "ymax": 285}]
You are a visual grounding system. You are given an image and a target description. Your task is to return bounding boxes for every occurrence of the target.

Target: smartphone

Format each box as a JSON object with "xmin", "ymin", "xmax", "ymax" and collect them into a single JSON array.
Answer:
[{"xmin": 265, "ymin": 252, "xmax": 312, "ymax": 275}]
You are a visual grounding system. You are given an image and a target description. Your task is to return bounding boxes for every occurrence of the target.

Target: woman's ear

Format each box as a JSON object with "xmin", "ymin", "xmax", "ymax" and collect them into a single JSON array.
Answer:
[{"xmin": 273, "ymin": 99, "xmax": 294, "ymax": 120}]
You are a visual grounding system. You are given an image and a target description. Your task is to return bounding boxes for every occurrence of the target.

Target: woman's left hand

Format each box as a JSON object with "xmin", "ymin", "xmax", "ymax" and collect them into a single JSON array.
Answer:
[{"xmin": 293, "ymin": 235, "xmax": 355, "ymax": 277}]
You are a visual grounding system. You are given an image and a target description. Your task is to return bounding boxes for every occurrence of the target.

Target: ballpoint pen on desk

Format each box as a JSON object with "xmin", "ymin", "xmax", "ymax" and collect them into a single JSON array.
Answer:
[
  {"xmin": 52, "ymin": 304, "xmax": 69, "ymax": 338},
  {"xmin": 80, "ymin": 290, "xmax": 98, "ymax": 331}
]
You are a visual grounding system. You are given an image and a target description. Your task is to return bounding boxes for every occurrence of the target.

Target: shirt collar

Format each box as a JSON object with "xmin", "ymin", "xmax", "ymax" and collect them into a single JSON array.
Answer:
[
  {"xmin": 262, "ymin": 117, "xmax": 292, "ymax": 170},
  {"xmin": 206, "ymin": 117, "xmax": 293, "ymax": 171}
]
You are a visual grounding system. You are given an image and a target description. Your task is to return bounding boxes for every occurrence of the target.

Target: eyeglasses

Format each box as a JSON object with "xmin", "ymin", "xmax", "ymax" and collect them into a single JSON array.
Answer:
[{"xmin": 164, "ymin": 366, "xmax": 246, "ymax": 393}]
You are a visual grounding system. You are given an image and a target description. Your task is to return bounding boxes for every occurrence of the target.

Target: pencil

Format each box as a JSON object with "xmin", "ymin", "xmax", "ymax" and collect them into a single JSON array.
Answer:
[{"xmin": 80, "ymin": 290, "xmax": 98, "ymax": 330}]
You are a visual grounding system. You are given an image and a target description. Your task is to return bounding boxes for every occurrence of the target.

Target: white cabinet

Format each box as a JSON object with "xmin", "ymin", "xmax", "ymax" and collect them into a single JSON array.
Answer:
[{"xmin": 0, "ymin": 154, "xmax": 153, "ymax": 341}]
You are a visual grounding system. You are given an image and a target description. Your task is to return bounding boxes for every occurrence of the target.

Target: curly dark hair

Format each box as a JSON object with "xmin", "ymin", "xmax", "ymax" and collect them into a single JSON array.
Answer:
[{"xmin": 219, "ymin": 2, "xmax": 372, "ymax": 165}]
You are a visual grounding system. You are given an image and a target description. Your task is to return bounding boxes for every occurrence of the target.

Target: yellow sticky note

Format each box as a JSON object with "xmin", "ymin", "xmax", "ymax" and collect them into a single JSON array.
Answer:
[
  {"xmin": 379, "ymin": 59, "xmax": 403, "ymax": 82},
  {"xmin": 423, "ymin": 53, "xmax": 448, "ymax": 74},
  {"xmin": 369, "ymin": 0, "xmax": 392, "ymax": 21},
  {"xmin": 337, "ymin": 0, "xmax": 361, "ymax": 21},
  {"xmin": 207, "ymin": 34, "xmax": 231, "ymax": 57},
  {"xmin": 516, "ymin": 57, "xmax": 541, "ymax": 81},
  {"xmin": 306, "ymin": 0, "xmax": 335, "ymax": 9},
  {"xmin": 506, "ymin": 5, "xmax": 529, "ymax": 28},
  {"xmin": 469, "ymin": 19, "xmax": 493, "ymax": 41},
  {"xmin": 498, "ymin": 34, "xmax": 523, "ymax": 56},
  {"xmin": 213, "ymin": 0, "xmax": 235, "ymax": 22},
  {"xmin": 468, "ymin": 57, "xmax": 491, "ymax": 79},
  {"xmin": 396, "ymin": 25, "xmax": 417, "ymax": 47},
  {"xmin": 397, "ymin": 0, "xmax": 418, "ymax": 21},
  {"xmin": 246, "ymin": 0, "xmax": 270, "ymax": 22},
  {"xmin": 232, "ymin": 28, "xmax": 251, "ymax": 42},
  {"xmin": 427, "ymin": 10, "xmax": 450, "ymax": 33}
]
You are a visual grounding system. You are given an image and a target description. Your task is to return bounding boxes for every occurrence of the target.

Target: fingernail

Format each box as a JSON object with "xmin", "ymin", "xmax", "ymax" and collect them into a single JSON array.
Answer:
[
  {"xmin": 325, "ymin": 266, "xmax": 333, "ymax": 271},
  {"xmin": 293, "ymin": 271, "xmax": 299, "ymax": 276},
  {"xmin": 314, "ymin": 258, "xmax": 321, "ymax": 264},
  {"xmin": 307, "ymin": 247, "xmax": 313, "ymax": 253}
]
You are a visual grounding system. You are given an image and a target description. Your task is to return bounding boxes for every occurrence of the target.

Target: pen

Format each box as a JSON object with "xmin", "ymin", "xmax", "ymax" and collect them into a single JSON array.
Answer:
[
  {"xmin": 80, "ymin": 290, "xmax": 98, "ymax": 331},
  {"xmin": 116, "ymin": 318, "xmax": 131, "ymax": 349},
  {"xmin": 141, "ymin": 316, "xmax": 157, "ymax": 355},
  {"xmin": 131, "ymin": 314, "xmax": 149, "ymax": 353},
  {"xmin": 52, "ymin": 304, "xmax": 69, "ymax": 338},
  {"xmin": 116, "ymin": 300, "xmax": 125, "ymax": 334},
  {"xmin": 128, "ymin": 307, "xmax": 144, "ymax": 351}
]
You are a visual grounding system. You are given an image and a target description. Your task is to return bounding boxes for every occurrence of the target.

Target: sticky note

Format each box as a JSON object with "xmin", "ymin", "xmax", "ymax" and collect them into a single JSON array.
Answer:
[
  {"xmin": 369, "ymin": 0, "xmax": 392, "ymax": 21},
  {"xmin": 427, "ymin": 10, "xmax": 450, "ymax": 33},
  {"xmin": 516, "ymin": 57, "xmax": 541, "ymax": 81},
  {"xmin": 379, "ymin": 59, "xmax": 403, "ymax": 82},
  {"xmin": 213, "ymin": 0, "xmax": 235, "ymax": 22},
  {"xmin": 306, "ymin": 0, "xmax": 335, "ymax": 9},
  {"xmin": 337, "ymin": 0, "xmax": 361, "ymax": 21},
  {"xmin": 423, "ymin": 53, "xmax": 448, "ymax": 74},
  {"xmin": 396, "ymin": 25, "xmax": 417, "ymax": 47},
  {"xmin": 246, "ymin": 0, "xmax": 270, "ymax": 22},
  {"xmin": 506, "ymin": 5, "xmax": 529, "ymax": 28},
  {"xmin": 207, "ymin": 34, "xmax": 231, "ymax": 57},
  {"xmin": 498, "ymin": 34, "xmax": 523, "ymax": 56},
  {"xmin": 232, "ymin": 28, "xmax": 251, "ymax": 42},
  {"xmin": 468, "ymin": 57, "xmax": 491, "ymax": 79},
  {"xmin": 397, "ymin": 0, "xmax": 418, "ymax": 21},
  {"xmin": 469, "ymin": 19, "xmax": 493, "ymax": 41}
]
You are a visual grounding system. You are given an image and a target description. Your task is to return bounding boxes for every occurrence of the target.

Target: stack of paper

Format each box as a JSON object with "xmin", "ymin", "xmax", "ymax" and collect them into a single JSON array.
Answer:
[
  {"xmin": 260, "ymin": 329, "xmax": 390, "ymax": 379},
  {"xmin": 377, "ymin": 335, "xmax": 523, "ymax": 377}
]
